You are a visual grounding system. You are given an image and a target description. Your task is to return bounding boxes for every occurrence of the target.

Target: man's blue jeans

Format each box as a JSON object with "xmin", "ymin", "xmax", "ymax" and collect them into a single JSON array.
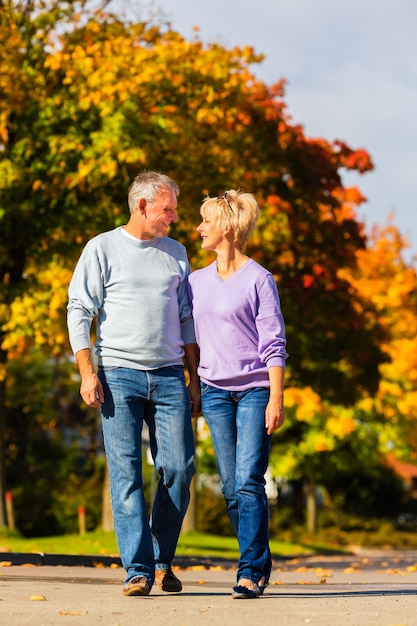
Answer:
[
  {"xmin": 99, "ymin": 366, "xmax": 195, "ymax": 586},
  {"xmin": 201, "ymin": 383, "xmax": 272, "ymax": 584}
]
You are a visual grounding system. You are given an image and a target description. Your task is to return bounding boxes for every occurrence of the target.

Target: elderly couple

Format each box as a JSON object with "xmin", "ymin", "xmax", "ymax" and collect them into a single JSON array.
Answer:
[{"xmin": 67, "ymin": 171, "xmax": 288, "ymax": 600}]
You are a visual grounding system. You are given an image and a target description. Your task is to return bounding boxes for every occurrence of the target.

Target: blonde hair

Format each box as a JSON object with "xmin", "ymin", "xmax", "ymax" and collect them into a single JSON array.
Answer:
[{"xmin": 200, "ymin": 190, "xmax": 260, "ymax": 250}]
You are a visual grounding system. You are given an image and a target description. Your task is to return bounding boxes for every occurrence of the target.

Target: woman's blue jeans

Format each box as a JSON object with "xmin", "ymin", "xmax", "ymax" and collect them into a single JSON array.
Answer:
[
  {"xmin": 99, "ymin": 366, "xmax": 195, "ymax": 586},
  {"xmin": 201, "ymin": 383, "xmax": 272, "ymax": 584}
]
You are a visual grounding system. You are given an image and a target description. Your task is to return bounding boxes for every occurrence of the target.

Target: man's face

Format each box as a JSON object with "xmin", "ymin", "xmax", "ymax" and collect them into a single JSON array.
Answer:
[{"xmin": 142, "ymin": 187, "xmax": 178, "ymax": 238}]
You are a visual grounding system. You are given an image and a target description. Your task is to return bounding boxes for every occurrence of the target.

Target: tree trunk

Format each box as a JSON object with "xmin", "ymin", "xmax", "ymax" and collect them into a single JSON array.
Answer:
[
  {"xmin": 305, "ymin": 480, "xmax": 317, "ymax": 534},
  {"xmin": 182, "ymin": 418, "xmax": 197, "ymax": 532},
  {"xmin": 101, "ymin": 462, "xmax": 114, "ymax": 531},
  {"xmin": 182, "ymin": 474, "xmax": 196, "ymax": 532},
  {"xmin": 0, "ymin": 343, "xmax": 7, "ymax": 528}
]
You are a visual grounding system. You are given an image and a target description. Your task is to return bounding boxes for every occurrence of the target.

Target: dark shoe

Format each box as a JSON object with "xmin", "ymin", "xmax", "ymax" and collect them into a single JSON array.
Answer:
[
  {"xmin": 155, "ymin": 568, "xmax": 183, "ymax": 593},
  {"xmin": 123, "ymin": 576, "xmax": 151, "ymax": 596},
  {"xmin": 232, "ymin": 583, "xmax": 261, "ymax": 599},
  {"xmin": 258, "ymin": 577, "xmax": 269, "ymax": 595}
]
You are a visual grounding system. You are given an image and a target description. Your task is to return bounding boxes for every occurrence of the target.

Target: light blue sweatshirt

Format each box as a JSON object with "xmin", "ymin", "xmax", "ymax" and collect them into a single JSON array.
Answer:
[
  {"xmin": 67, "ymin": 227, "xmax": 196, "ymax": 370},
  {"xmin": 187, "ymin": 259, "xmax": 288, "ymax": 390}
]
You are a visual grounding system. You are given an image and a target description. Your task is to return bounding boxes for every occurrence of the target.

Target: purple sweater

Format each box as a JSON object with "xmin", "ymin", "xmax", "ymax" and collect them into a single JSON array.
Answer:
[{"xmin": 187, "ymin": 259, "xmax": 288, "ymax": 390}]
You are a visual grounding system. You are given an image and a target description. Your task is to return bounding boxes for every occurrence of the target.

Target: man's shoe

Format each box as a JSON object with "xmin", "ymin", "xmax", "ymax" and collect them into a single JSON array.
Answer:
[
  {"xmin": 155, "ymin": 568, "xmax": 183, "ymax": 592},
  {"xmin": 123, "ymin": 576, "xmax": 151, "ymax": 596}
]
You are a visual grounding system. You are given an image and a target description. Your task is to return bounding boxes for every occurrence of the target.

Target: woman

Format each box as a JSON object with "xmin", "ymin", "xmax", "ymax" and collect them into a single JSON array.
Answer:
[{"xmin": 188, "ymin": 190, "xmax": 288, "ymax": 599}]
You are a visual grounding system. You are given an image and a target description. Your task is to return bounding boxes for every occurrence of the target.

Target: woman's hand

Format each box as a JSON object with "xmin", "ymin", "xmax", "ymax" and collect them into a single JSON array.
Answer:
[
  {"xmin": 265, "ymin": 396, "xmax": 284, "ymax": 435},
  {"xmin": 266, "ymin": 366, "xmax": 285, "ymax": 434}
]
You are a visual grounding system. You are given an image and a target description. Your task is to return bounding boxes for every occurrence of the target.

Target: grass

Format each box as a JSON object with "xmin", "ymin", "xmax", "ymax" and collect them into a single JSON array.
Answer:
[
  {"xmin": 3, "ymin": 523, "xmax": 417, "ymax": 561},
  {"xmin": 0, "ymin": 529, "xmax": 323, "ymax": 560}
]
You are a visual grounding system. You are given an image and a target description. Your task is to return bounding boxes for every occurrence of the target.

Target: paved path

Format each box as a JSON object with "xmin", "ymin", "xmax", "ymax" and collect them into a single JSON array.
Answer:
[{"xmin": 1, "ymin": 548, "xmax": 417, "ymax": 625}]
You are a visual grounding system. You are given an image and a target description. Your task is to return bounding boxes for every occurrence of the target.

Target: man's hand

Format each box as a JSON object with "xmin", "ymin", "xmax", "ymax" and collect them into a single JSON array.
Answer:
[
  {"xmin": 80, "ymin": 373, "xmax": 104, "ymax": 407},
  {"xmin": 75, "ymin": 348, "xmax": 104, "ymax": 408},
  {"xmin": 188, "ymin": 378, "xmax": 202, "ymax": 417},
  {"xmin": 183, "ymin": 343, "xmax": 201, "ymax": 417}
]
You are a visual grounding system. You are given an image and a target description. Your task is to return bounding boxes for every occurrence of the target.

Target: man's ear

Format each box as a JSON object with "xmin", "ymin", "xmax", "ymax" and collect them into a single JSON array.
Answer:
[{"xmin": 139, "ymin": 198, "xmax": 147, "ymax": 213}]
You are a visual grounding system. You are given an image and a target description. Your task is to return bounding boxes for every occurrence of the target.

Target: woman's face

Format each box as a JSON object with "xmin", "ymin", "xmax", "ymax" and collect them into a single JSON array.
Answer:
[{"xmin": 196, "ymin": 207, "xmax": 225, "ymax": 250}]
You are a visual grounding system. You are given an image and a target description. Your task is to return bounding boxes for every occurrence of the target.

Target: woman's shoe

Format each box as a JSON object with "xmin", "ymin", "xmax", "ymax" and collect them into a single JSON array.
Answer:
[
  {"xmin": 258, "ymin": 577, "xmax": 269, "ymax": 595},
  {"xmin": 232, "ymin": 583, "xmax": 261, "ymax": 599}
]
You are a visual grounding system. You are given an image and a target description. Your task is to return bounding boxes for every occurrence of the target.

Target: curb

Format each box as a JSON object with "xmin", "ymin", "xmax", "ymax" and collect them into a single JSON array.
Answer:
[
  {"xmin": 0, "ymin": 552, "xmax": 122, "ymax": 567},
  {"xmin": 0, "ymin": 551, "xmax": 242, "ymax": 569}
]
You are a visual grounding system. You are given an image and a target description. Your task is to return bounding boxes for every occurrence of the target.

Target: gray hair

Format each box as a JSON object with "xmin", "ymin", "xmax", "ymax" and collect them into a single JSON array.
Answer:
[{"xmin": 128, "ymin": 171, "xmax": 180, "ymax": 214}]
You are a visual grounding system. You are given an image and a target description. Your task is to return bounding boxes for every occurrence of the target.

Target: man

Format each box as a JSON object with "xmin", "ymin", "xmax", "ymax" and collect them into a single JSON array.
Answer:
[{"xmin": 67, "ymin": 171, "xmax": 200, "ymax": 597}]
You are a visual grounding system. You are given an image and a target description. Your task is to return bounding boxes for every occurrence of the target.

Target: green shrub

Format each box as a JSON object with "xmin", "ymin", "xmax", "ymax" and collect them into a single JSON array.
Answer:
[{"xmin": 196, "ymin": 487, "xmax": 234, "ymax": 536}]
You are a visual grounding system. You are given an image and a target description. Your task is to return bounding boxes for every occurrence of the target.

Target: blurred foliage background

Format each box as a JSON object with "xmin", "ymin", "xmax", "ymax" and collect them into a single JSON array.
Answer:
[{"xmin": 0, "ymin": 1, "xmax": 417, "ymax": 541}]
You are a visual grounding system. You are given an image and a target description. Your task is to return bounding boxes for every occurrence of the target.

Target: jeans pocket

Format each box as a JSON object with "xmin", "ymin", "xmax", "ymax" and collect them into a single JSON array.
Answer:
[{"xmin": 200, "ymin": 382, "xmax": 211, "ymax": 395}]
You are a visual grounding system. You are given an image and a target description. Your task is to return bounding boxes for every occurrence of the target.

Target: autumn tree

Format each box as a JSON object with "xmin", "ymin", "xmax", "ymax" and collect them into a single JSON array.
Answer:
[
  {"xmin": 0, "ymin": 1, "xmax": 393, "ymax": 530},
  {"xmin": 0, "ymin": 0, "xmax": 115, "ymax": 527},
  {"xmin": 271, "ymin": 225, "xmax": 417, "ymax": 531},
  {"xmin": 341, "ymin": 223, "xmax": 417, "ymax": 457}
]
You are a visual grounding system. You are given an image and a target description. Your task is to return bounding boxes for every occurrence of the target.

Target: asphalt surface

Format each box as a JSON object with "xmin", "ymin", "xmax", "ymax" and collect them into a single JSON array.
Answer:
[{"xmin": 1, "ymin": 548, "xmax": 417, "ymax": 625}]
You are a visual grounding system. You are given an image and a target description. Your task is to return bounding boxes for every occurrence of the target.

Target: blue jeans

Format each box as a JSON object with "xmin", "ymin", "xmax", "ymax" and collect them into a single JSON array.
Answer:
[
  {"xmin": 201, "ymin": 383, "xmax": 272, "ymax": 584},
  {"xmin": 99, "ymin": 366, "xmax": 195, "ymax": 586}
]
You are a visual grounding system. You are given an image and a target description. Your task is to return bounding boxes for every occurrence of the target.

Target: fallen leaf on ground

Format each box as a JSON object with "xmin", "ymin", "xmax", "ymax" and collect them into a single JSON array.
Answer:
[
  {"xmin": 314, "ymin": 569, "xmax": 332, "ymax": 577},
  {"xmin": 296, "ymin": 581, "xmax": 315, "ymax": 585}
]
